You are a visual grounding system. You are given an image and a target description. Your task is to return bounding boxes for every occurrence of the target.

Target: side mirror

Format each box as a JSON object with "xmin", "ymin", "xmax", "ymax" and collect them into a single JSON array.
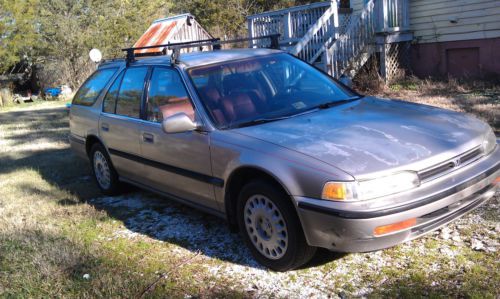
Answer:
[
  {"xmin": 161, "ymin": 113, "xmax": 199, "ymax": 134},
  {"xmin": 339, "ymin": 75, "xmax": 353, "ymax": 88}
]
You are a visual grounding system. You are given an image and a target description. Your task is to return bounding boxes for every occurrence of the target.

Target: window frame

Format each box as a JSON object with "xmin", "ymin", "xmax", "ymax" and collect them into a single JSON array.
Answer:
[
  {"xmin": 72, "ymin": 67, "xmax": 118, "ymax": 107},
  {"xmin": 143, "ymin": 66, "xmax": 198, "ymax": 124}
]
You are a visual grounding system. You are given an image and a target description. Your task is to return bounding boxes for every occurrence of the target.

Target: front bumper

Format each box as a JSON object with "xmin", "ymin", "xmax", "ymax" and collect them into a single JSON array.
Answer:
[{"xmin": 296, "ymin": 146, "xmax": 500, "ymax": 252}]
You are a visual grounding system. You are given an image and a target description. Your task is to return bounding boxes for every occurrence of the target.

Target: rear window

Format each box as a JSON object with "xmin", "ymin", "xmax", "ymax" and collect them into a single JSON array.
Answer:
[{"xmin": 72, "ymin": 68, "xmax": 118, "ymax": 106}]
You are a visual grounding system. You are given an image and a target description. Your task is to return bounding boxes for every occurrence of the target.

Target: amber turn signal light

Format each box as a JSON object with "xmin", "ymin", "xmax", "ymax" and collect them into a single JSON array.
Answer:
[
  {"xmin": 494, "ymin": 177, "xmax": 500, "ymax": 184},
  {"xmin": 322, "ymin": 182, "xmax": 346, "ymax": 200},
  {"xmin": 374, "ymin": 218, "xmax": 417, "ymax": 236}
]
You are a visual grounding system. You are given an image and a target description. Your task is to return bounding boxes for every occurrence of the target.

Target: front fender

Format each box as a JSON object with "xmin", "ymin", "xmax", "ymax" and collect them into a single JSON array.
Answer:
[{"xmin": 210, "ymin": 131, "xmax": 354, "ymax": 205}]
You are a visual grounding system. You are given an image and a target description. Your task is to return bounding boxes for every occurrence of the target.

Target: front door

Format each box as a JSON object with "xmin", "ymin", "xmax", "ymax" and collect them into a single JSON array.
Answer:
[
  {"xmin": 99, "ymin": 66, "xmax": 149, "ymax": 182},
  {"xmin": 138, "ymin": 67, "xmax": 218, "ymax": 211}
]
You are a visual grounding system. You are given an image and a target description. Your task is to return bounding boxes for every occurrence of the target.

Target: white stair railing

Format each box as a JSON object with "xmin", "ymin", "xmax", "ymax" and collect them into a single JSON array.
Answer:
[
  {"xmin": 289, "ymin": 1, "xmax": 339, "ymax": 64},
  {"xmin": 247, "ymin": 1, "xmax": 337, "ymax": 55},
  {"xmin": 329, "ymin": 0, "xmax": 376, "ymax": 78}
]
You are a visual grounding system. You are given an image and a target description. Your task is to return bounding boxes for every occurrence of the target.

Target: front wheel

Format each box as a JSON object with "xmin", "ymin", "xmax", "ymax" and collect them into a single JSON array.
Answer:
[{"xmin": 237, "ymin": 180, "xmax": 316, "ymax": 271}]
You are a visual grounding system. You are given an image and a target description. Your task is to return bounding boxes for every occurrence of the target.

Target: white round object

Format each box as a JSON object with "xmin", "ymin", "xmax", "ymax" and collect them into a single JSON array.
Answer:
[{"xmin": 89, "ymin": 48, "xmax": 102, "ymax": 63}]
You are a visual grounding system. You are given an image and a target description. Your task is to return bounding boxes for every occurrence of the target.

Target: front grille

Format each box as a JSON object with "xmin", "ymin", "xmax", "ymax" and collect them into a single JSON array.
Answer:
[
  {"xmin": 459, "ymin": 148, "xmax": 482, "ymax": 164},
  {"xmin": 418, "ymin": 146, "xmax": 483, "ymax": 182},
  {"xmin": 419, "ymin": 162, "xmax": 455, "ymax": 181}
]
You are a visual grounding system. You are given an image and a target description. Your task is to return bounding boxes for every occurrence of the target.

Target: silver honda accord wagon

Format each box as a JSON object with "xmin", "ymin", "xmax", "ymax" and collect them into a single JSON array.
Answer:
[{"xmin": 69, "ymin": 48, "xmax": 499, "ymax": 271}]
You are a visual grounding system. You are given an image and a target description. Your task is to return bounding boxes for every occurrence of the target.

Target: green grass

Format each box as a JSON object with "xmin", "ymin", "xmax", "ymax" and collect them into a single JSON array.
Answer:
[
  {"xmin": 0, "ymin": 105, "xmax": 245, "ymax": 298},
  {"xmin": 0, "ymin": 98, "xmax": 69, "ymax": 113}
]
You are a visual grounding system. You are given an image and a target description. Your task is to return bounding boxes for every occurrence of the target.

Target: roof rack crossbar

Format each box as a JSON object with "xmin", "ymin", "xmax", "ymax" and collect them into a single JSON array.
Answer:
[
  {"xmin": 170, "ymin": 34, "xmax": 280, "ymax": 51},
  {"xmin": 122, "ymin": 34, "xmax": 281, "ymax": 63},
  {"xmin": 121, "ymin": 38, "xmax": 221, "ymax": 53}
]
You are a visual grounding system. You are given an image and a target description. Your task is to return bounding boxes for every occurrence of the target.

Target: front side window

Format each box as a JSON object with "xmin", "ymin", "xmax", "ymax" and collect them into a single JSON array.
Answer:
[
  {"xmin": 72, "ymin": 68, "xmax": 117, "ymax": 106},
  {"xmin": 115, "ymin": 67, "xmax": 148, "ymax": 118},
  {"xmin": 147, "ymin": 67, "xmax": 194, "ymax": 122},
  {"xmin": 188, "ymin": 53, "xmax": 357, "ymax": 128}
]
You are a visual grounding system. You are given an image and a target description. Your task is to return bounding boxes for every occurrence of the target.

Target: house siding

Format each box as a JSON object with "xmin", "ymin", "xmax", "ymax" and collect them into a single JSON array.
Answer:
[
  {"xmin": 349, "ymin": 0, "xmax": 500, "ymax": 42},
  {"xmin": 348, "ymin": 0, "xmax": 500, "ymax": 77},
  {"xmin": 410, "ymin": 0, "xmax": 500, "ymax": 43},
  {"xmin": 409, "ymin": 0, "xmax": 500, "ymax": 77}
]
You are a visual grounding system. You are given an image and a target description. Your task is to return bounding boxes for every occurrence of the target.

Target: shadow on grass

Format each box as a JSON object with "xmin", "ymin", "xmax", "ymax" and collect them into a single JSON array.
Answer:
[
  {"xmin": 0, "ymin": 107, "xmax": 345, "ymax": 270},
  {"xmin": 0, "ymin": 229, "xmax": 245, "ymax": 298}
]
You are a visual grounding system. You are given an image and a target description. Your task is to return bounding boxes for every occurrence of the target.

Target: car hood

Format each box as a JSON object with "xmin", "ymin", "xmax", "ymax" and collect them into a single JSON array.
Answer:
[{"xmin": 233, "ymin": 97, "xmax": 490, "ymax": 177}]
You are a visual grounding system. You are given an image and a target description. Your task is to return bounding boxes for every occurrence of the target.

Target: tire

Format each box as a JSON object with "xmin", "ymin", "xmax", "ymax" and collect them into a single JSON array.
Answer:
[
  {"xmin": 89, "ymin": 143, "xmax": 121, "ymax": 195},
  {"xmin": 237, "ymin": 180, "xmax": 316, "ymax": 271}
]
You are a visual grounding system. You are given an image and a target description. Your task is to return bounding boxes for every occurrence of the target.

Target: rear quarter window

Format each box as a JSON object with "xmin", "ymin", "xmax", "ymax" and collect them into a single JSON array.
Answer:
[{"xmin": 72, "ymin": 68, "xmax": 118, "ymax": 106}]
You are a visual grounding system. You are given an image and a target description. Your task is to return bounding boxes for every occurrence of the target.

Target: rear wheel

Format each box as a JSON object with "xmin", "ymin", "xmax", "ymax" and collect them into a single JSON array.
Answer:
[
  {"xmin": 90, "ymin": 143, "xmax": 121, "ymax": 195},
  {"xmin": 237, "ymin": 180, "xmax": 316, "ymax": 271}
]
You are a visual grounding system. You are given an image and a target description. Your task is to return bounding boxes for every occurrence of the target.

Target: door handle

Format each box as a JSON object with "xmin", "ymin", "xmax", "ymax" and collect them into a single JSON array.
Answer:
[
  {"xmin": 142, "ymin": 133, "xmax": 154, "ymax": 143},
  {"xmin": 101, "ymin": 123, "xmax": 109, "ymax": 132}
]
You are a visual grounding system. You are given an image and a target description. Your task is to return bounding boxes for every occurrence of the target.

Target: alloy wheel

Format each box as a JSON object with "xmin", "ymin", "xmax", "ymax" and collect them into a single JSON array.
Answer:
[{"xmin": 244, "ymin": 194, "xmax": 288, "ymax": 260}]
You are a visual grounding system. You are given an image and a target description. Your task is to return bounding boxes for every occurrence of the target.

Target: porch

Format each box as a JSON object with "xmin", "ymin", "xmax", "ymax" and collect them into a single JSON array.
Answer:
[{"xmin": 247, "ymin": 0, "xmax": 413, "ymax": 81}]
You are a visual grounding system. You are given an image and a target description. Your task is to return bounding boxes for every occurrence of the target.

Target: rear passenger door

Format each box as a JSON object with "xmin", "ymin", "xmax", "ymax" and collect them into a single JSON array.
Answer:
[
  {"xmin": 138, "ymin": 67, "xmax": 218, "ymax": 211},
  {"xmin": 99, "ymin": 66, "xmax": 149, "ymax": 182}
]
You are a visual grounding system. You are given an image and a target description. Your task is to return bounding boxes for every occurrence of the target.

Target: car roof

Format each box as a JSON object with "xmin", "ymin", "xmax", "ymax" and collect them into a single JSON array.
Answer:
[
  {"xmin": 98, "ymin": 48, "xmax": 283, "ymax": 69},
  {"xmin": 178, "ymin": 48, "xmax": 283, "ymax": 67}
]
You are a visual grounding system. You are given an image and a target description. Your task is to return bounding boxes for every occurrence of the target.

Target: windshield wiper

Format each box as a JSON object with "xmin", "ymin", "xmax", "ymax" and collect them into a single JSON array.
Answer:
[
  {"xmin": 315, "ymin": 96, "xmax": 362, "ymax": 110},
  {"xmin": 234, "ymin": 116, "xmax": 290, "ymax": 128},
  {"xmin": 233, "ymin": 107, "xmax": 324, "ymax": 128},
  {"xmin": 232, "ymin": 97, "xmax": 362, "ymax": 129}
]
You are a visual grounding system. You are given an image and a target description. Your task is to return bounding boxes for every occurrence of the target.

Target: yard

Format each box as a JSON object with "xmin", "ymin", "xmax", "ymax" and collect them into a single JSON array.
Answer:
[{"xmin": 0, "ymin": 83, "xmax": 499, "ymax": 298}]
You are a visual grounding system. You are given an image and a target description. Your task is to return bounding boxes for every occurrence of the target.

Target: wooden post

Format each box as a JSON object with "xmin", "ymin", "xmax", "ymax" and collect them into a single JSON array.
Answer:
[
  {"xmin": 283, "ymin": 12, "xmax": 292, "ymax": 44},
  {"xmin": 402, "ymin": 0, "xmax": 410, "ymax": 30},
  {"xmin": 382, "ymin": 0, "xmax": 389, "ymax": 32},
  {"xmin": 247, "ymin": 18, "xmax": 255, "ymax": 47},
  {"xmin": 331, "ymin": 0, "xmax": 339, "ymax": 39},
  {"xmin": 374, "ymin": 0, "xmax": 383, "ymax": 33},
  {"xmin": 379, "ymin": 42, "xmax": 388, "ymax": 81}
]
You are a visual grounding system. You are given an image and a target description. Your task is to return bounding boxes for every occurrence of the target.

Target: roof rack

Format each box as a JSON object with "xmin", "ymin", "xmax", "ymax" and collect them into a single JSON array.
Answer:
[{"xmin": 121, "ymin": 34, "xmax": 280, "ymax": 64}]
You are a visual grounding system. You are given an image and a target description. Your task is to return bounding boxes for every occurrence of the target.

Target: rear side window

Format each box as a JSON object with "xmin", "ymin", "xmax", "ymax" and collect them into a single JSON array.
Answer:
[
  {"xmin": 72, "ymin": 68, "xmax": 117, "ymax": 106},
  {"xmin": 115, "ymin": 67, "xmax": 148, "ymax": 118},
  {"xmin": 102, "ymin": 71, "xmax": 125, "ymax": 113},
  {"xmin": 147, "ymin": 67, "xmax": 194, "ymax": 122}
]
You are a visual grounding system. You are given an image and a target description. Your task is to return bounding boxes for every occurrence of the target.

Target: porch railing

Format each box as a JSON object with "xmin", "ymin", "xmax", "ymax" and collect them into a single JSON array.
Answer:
[
  {"xmin": 247, "ymin": 0, "xmax": 410, "ymax": 77},
  {"xmin": 376, "ymin": 0, "xmax": 410, "ymax": 32},
  {"xmin": 330, "ymin": 0, "xmax": 376, "ymax": 77},
  {"xmin": 289, "ymin": 1, "xmax": 338, "ymax": 64},
  {"xmin": 247, "ymin": 1, "xmax": 338, "ymax": 50}
]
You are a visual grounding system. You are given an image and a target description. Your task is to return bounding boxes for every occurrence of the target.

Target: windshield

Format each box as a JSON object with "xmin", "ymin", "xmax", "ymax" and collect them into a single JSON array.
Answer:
[{"xmin": 188, "ymin": 53, "xmax": 358, "ymax": 129}]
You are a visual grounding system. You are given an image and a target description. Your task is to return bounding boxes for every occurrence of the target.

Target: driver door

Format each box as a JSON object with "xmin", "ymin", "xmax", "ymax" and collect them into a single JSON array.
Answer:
[{"xmin": 138, "ymin": 66, "xmax": 219, "ymax": 211}]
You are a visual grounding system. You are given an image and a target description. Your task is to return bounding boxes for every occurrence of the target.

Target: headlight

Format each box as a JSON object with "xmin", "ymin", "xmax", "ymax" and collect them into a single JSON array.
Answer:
[
  {"xmin": 322, "ymin": 171, "xmax": 420, "ymax": 201},
  {"xmin": 482, "ymin": 127, "xmax": 497, "ymax": 155},
  {"xmin": 357, "ymin": 171, "xmax": 420, "ymax": 200}
]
